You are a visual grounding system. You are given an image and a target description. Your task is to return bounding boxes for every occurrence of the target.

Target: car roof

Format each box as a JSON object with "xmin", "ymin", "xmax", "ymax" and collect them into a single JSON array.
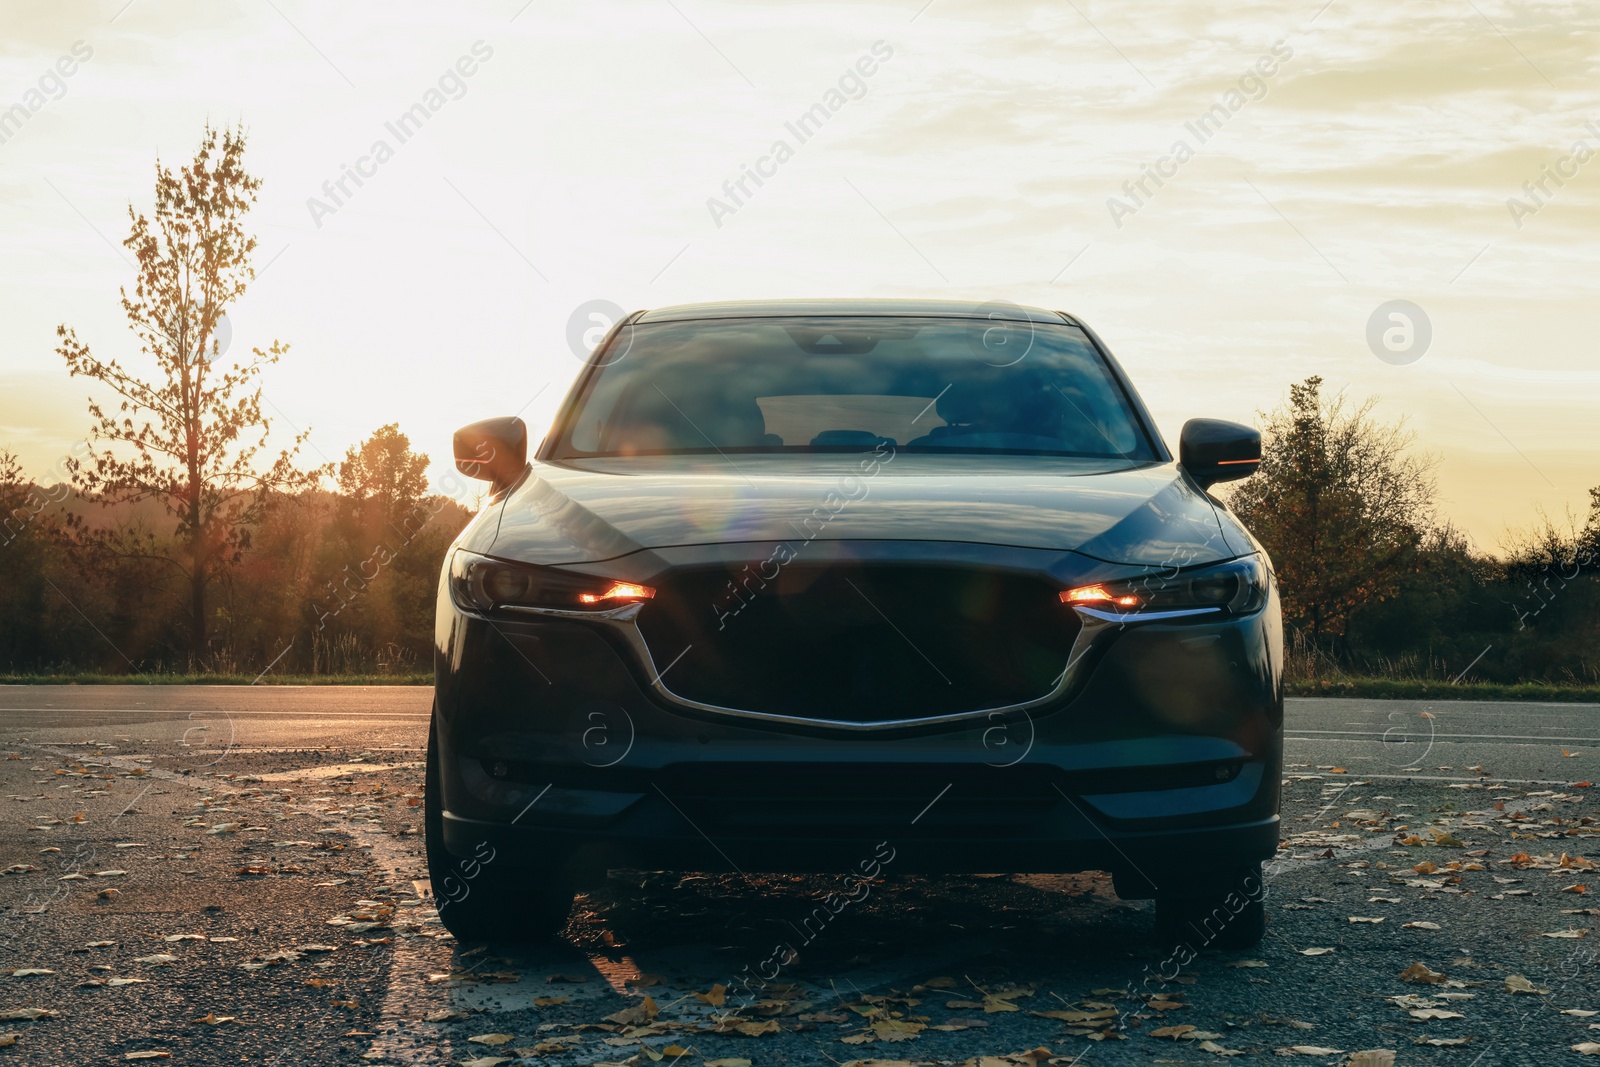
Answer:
[{"xmin": 634, "ymin": 299, "xmax": 1078, "ymax": 325}]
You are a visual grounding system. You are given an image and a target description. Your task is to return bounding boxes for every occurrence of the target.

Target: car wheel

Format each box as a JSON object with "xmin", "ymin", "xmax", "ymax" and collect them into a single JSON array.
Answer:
[
  {"xmin": 425, "ymin": 715, "xmax": 575, "ymax": 943},
  {"xmin": 1154, "ymin": 863, "xmax": 1267, "ymax": 950}
]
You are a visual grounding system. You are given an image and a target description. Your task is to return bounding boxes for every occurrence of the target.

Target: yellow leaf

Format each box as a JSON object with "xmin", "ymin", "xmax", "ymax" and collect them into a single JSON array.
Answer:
[
  {"xmin": 734, "ymin": 1019, "xmax": 779, "ymax": 1037},
  {"xmin": 694, "ymin": 983, "xmax": 728, "ymax": 1006},
  {"xmin": 604, "ymin": 997, "xmax": 659, "ymax": 1026},
  {"xmin": 872, "ymin": 1019, "xmax": 926, "ymax": 1042},
  {"xmin": 533, "ymin": 996, "xmax": 567, "ymax": 1007}
]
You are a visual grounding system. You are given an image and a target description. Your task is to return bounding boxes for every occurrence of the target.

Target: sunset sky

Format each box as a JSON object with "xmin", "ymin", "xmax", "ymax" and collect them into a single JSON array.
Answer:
[{"xmin": 2, "ymin": 0, "xmax": 1596, "ymax": 551}]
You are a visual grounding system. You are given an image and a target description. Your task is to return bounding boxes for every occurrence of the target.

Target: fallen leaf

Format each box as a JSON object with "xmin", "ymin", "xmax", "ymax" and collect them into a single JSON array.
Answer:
[
  {"xmin": 1415, "ymin": 1036, "xmax": 1471, "ymax": 1046},
  {"xmin": 1228, "ymin": 960, "xmax": 1268, "ymax": 968},
  {"xmin": 1031, "ymin": 1009, "xmax": 1115, "ymax": 1023},
  {"xmin": 1505, "ymin": 974, "xmax": 1549, "ymax": 995},
  {"xmin": 1280, "ymin": 1047, "xmax": 1344, "ymax": 1056},
  {"xmin": 1408, "ymin": 1008, "xmax": 1464, "ymax": 1020},
  {"xmin": 603, "ymin": 996, "xmax": 658, "ymax": 1026},
  {"xmin": 1299, "ymin": 947, "xmax": 1336, "ymax": 956},
  {"xmin": 124, "ymin": 1054, "xmax": 171, "ymax": 1061},
  {"xmin": 1152, "ymin": 1025, "xmax": 1196, "ymax": 1039},
  {"xmin": 1198, "ymin": 1040, "xmax": 1244, "ymax": 1056},
  {"xmin": 1348, "ymin": 917, "xmax": 1385, "ymax": 924},
  {"xmin": 0, "ymin": 1008, "xmax": 54, "ymax": 1021},
  {"xmin": 468, "ymin": 1034, "xmax": 515, "ymax": 1046},
  {"xmin": 1346, "ymin": 1053, "xmax": 1396, "ymax": 1067},
  {"xmin": 694, "ymin": 983, "xmax": 728, "ymax": 1007},
  {"xmin": 704, "ymin": 1060, "xmax": 753, "ymax": 1067},
  {"xmin": 1545, "ymin": 929, "xmax": 1590, "ymax": 939},
  {"xmin": 131, "ymin": 954, "xmax": 179, "ymax": 966},
  {"xmin": 1575, "ymin": 1044, "xmax": 1600, "ymax": 1056},
  {"xmin": 532, "ymin": 996, "xmax": 567, "ymax": 1007},
  {"xmin": 1400, "ymin": 962, "xmax": 1446, "ymax": 985},
  {"xmin": 1403, "ymin": 922, "xmax": 1442, "ymax": 931}
]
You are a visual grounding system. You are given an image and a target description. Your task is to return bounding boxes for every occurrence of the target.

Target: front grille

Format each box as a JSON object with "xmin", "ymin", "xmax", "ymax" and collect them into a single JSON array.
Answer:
[{"xmin": 634, "ymin": 563, "xmax": 1080, "ymax": 723}]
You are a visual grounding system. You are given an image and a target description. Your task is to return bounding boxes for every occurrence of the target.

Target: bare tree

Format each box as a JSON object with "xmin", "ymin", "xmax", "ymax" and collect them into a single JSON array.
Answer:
[{"xmin": 56, "ymin": 124, "xmax": 325, "ymax": 667}]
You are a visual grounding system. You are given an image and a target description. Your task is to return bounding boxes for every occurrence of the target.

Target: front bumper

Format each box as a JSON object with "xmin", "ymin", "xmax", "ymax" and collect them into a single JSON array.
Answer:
[{"xmin": 432, "ymin": 545, "xmax": 1284, "ymax": 895}]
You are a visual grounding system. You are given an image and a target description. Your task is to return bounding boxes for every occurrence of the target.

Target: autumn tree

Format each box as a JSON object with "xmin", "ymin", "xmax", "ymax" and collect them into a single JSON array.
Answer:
[
  {"xmin": 1228, "ymin": 376, "xmax": 1437, "ymax": 650},
  {"xmin": 338, "ymin": 423, "xmax": 430, "ymax": 531},
  {"xmin": 56, "ymin": 125, "xmax": 324, "ymax": 667}
]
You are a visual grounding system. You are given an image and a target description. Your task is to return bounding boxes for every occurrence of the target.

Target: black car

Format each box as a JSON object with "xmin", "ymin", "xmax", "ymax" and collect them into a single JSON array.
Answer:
[{"xmin": 427, "ymin": 299, "xmax": 1282, "ymax": 949}]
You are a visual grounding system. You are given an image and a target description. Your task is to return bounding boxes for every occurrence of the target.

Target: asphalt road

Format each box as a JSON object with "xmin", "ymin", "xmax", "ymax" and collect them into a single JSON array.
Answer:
[{"xmin": 1, "ymin": 686, "xmax": 1598, "ymax": 1066}]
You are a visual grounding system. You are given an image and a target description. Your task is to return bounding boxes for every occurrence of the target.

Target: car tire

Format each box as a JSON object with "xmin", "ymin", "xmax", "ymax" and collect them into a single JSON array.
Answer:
[
  {"xmin": 1154, "ymin": 863, "xmax": 1267, "ymax": 950},
  {"xmin": 425, "ymin": 716, "xmax": 575, "ymax": 943}
]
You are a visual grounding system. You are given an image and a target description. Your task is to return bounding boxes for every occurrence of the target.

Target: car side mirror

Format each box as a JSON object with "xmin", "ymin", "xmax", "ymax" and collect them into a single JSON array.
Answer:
[
  {"xmin": 454, "ymin": 416, "xmax": 528, "ymax": 492},
  {"xmin": 1179, "ymin": 418, "xmax": 1261, "ymax": 489}
]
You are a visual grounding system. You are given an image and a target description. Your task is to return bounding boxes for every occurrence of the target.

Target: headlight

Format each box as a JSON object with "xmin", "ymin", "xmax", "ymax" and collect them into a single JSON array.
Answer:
[
  {"xmin": 449, "ymin": 551, "xmax": 655, "ymax": 614},
  {"xmin": 1060, "ymin": 555, "xmax": 1267, "ymax": 617}
]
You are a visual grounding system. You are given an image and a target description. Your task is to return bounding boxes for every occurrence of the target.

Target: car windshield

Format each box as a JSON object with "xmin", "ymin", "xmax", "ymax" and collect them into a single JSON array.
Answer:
[{"xmin": 550, "ymin": 315, "xmax": 1158, "ymax": 460}]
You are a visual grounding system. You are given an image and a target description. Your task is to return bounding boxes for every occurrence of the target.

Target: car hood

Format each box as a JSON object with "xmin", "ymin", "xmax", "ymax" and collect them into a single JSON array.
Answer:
[{"xmin": 478, "ymin": 454, "xmax": 1244, "ymax": 567}]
